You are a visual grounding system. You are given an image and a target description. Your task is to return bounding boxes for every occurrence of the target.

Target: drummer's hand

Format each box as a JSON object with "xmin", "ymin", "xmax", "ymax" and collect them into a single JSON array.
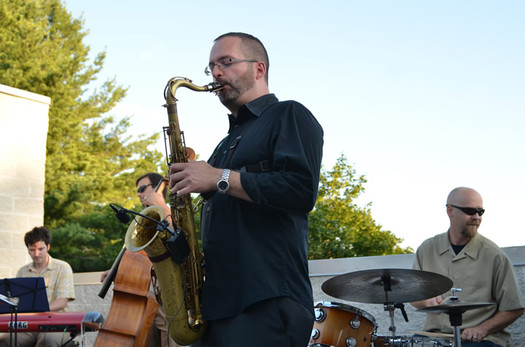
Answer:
[
  {"xmin": 424, "ymin": 296, "xmax": 444, "ymax": 315},
  {"xmin": 423, "ymin": 296, "xmax": 443, "ymax": 308},
  {"xmin": 461, "ymin": 327, "xmax": 487, "ymax": 343},
  {"xmin": 427, "ymin": 296, "xmax": 444, "ymax": 306},
  {"xmin": 410, "ymin": 296, "xmax": 443, "ymax": 310}
]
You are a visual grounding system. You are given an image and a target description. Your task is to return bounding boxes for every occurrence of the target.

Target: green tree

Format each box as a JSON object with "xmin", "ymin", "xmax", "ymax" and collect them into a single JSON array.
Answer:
[
  {"xmin": 308, "ymin": 154, "xmax": 412, "ymax": 259},
  {"xmin": 1, "ymin": 0, "xmax": 164, "ymax": 270},
  {"xmin": 50, "ymin": 205, "xmax": 136, "ymax": 272}
]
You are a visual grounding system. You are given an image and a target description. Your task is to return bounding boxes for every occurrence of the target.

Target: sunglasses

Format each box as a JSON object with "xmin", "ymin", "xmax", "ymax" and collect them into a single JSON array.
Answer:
[
  {"xmin": 449, "ymin": 204, "xmax": 485, "ymax": 216},
  {"xmin": 137, "ymin": 184, "xmax": 153, "ymax": 193}
]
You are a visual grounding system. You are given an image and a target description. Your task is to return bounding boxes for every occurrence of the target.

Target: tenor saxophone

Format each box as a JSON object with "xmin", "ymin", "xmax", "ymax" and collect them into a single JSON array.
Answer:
[{"xmin": 125, "ymin": 77, "xmax": 221, "ymax": 345}]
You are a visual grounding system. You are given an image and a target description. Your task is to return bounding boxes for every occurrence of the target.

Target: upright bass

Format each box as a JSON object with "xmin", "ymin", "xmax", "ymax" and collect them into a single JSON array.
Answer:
[
  {"xmin": 125, "ymin": 77, "xmax": 221, "ymax": 345},
  {"xmin": 94, "ymin": 248, "xmax": 158, "ymax": 346}
]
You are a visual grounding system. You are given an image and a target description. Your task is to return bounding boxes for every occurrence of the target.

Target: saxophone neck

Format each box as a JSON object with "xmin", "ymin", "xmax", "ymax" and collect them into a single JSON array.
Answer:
[{"xmin": 164, "ymin": 77, "xmax": 222, "ymax": 104}]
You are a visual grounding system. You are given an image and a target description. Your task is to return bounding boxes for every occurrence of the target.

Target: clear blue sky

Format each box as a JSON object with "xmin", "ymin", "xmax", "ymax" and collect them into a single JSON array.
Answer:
[{"xmin": 64, "ymin": 0, "xmax": 524, "ymax": 250}]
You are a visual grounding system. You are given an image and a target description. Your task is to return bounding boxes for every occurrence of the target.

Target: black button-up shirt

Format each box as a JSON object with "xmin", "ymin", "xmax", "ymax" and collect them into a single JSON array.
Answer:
[{"xmin": 201, "ymin": 93, "xmax": 324, "ymax": 320}]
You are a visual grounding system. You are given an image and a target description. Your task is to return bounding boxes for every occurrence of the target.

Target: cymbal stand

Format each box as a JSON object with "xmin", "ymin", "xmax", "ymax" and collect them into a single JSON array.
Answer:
[
  {"xmin": 383, "ymin": 302, "xmax": 409, "ymax": 336},
  {"xmin": 384, "ymin": 302, "xmax": 397, "ymax": 336},
  {"xmin": 381, "ymin": 274, "xmax": 396, "ymax": 336},
  {"xmin": 448, "ymin": 310, "xmax": 462, "ymax": 347},
  {"xmin": 380, "ymin": 275, "xmax": 409, "ymax": 337},
  {"xmin": 445, "ymin": 289, "xmax": 463, "ymax": 347}
]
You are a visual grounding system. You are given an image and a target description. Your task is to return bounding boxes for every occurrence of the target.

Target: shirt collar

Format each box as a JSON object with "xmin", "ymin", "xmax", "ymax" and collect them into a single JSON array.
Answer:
[
  {"xmin": 460, "ymin": 233, "xmax": 481, "ymax": 260},
  {"xmin": 438, "ymin": 232, "xmax": 452, "ymax": 255},
  {"xmin": 29, "ymin": 254, "xmax": 54, "ymax": 273},
  {"xmin": 440, "ymin": 230, "xmax": 481, "ymax": 259},
  {"xmin": 228, "ymin": 94, "xmax": 278, "ymax": 132}
]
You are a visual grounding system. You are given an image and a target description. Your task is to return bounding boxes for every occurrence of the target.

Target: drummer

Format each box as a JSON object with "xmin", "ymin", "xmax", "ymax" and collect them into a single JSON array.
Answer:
[{"xmin": 410, "ymin": 187, "xmax": 524, "ymax": 347}]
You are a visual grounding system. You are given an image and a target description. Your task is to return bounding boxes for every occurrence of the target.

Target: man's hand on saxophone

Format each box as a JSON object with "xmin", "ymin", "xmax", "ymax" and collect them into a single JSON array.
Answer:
[{"xmin": 168, "ymin": 161, "xmax": 252, "ymax": 202}]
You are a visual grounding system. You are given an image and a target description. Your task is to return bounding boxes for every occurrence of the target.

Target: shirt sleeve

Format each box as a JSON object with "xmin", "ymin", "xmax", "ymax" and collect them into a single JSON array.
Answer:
[
  {"xmin": 241, "ymin": 101, "xmax": 324, "ymax": 212},
  {"xmin": 492, "ymin": 253, "xmax": 525, "ymax": 311},
  {"xmin": 52, "ymin": 261, "xmax": 76, "ymax": 302}
]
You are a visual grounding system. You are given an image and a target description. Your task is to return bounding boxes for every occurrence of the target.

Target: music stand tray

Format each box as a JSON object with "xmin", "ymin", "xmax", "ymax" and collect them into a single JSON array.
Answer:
[{"xmin": 0, "ymin": 277, "xmax": 50, "ymax": 313}]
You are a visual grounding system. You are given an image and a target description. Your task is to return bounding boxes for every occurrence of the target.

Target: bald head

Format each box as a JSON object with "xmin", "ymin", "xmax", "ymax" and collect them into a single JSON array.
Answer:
[
  {"xmin": 447, "ymin": 187, "xmax": 483, "ymax": 206},
  {"xmin": 446, "ymin": 187, "xmax": 484, "ymax": 245}
]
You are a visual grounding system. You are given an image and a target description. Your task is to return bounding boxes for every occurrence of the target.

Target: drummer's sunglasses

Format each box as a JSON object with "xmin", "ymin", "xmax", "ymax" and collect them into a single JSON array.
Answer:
[{"xmin": 449, "ymin": 204, "xmax": 485, "ymax": 216}]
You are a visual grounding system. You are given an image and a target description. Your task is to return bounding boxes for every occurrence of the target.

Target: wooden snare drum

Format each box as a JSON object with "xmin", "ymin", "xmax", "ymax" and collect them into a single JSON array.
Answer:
[{"xmin": 309, "ymin": 301, "xmax": 377, "ymax": 347}]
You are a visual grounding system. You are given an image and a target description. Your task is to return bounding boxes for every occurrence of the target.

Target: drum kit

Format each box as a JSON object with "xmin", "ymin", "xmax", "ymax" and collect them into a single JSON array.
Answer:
[{"xmin": 309, "ymin": 268, "xmax": 494, "ymax": 347}]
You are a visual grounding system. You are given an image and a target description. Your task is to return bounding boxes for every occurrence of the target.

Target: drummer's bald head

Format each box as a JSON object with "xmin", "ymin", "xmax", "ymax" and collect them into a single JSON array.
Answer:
[{"xmin": 446, "ymin": 187, "xmax": 482, "ymax": 206}]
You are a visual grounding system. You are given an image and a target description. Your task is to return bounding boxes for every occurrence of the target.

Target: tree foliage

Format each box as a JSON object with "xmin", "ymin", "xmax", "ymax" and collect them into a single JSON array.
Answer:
[
  {"xmin": 1, "ymin": 0, "xmax": 164, "ymax": 270},
  {"xmin": 1, "ymin": 1, "xmax": 411, "ymax": 271},
  {"xmin": 308, "ymin": 155, "xmax": 412, "ymax": 259},
  {"xmin": 49, "ymin": 205, "xmax": 136, "ymax": 272}
]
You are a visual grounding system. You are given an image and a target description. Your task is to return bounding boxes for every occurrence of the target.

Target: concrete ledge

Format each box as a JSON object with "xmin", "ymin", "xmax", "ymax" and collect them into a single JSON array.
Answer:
[
  {"xmin": 71, "ymin": 247, "xmax": 524, "ymax": 346},
  {"xmin": 308, "ymin": 246, "xmax": 524, "ymax": 277},
  {"xmin": 0, "ymin": 84, "xmax": 51, "ymax": 105}
]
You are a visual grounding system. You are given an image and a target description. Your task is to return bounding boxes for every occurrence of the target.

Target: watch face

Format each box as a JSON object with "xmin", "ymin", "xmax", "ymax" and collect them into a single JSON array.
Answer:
[{"xmin": 218, "ymin": 181, "xmax": 229, "ymax": 190}]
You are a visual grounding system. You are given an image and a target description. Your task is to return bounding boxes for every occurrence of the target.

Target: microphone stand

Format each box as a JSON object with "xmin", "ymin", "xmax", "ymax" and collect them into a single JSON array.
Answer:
[{"xmin": 109, "ymin": 203, "xmax": 190, "ymax": 264}]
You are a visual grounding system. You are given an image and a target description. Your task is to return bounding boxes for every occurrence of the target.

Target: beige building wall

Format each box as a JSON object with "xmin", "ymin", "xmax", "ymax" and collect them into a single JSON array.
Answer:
[{"xmin": 0, "ymin": 84, "xmax": 50, "ymax": 279}]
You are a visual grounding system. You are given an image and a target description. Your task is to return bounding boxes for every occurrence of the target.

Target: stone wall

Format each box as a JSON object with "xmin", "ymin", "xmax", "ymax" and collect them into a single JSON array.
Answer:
[
  {"xmin": 0, "ymin": 84, "xmax": 50, "ymax": 279},
  {"xmin": 71, "ymin": 247, "xmax": 524, "ymax": 346}
]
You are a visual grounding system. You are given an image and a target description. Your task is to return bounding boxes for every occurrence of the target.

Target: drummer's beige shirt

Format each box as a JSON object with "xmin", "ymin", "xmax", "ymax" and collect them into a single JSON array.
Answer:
[{"xmin": 413, "ymin": 231, "xmax": 524, "ymax": 347}]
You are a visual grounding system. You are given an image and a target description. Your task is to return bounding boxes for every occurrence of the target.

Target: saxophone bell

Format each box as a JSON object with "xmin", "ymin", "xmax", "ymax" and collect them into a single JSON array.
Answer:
[{"xmin": 125, "ymin": 208, "xmax": 190, "ymax": 264}]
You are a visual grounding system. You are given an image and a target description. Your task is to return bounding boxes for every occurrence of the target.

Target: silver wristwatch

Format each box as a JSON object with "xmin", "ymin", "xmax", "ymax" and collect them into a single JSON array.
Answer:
[{"xmin": 217, "ymin": 169, "xmax": 231, "ymax": 194}]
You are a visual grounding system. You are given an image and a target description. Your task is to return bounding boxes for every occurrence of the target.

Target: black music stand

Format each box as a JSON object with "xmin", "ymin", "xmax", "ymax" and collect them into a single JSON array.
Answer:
[
  {"xmin": 0, "ymin": 277, "xmax": 50, "ymax": 313},
  {"xmin": 0, "ymin": 277, "xmax": 49, "ymax": 347}
]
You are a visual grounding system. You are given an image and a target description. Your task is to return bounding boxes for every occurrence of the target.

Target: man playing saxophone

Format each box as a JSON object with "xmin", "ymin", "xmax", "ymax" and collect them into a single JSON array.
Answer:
[{"xmin": 169, "ymin": 32, "xmax": 324, "ymax": 346}]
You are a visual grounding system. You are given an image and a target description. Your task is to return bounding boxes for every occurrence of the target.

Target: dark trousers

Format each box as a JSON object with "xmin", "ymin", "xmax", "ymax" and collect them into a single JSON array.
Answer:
[{"xmin": 193, "ymin": 297, "xmax": 314, "ymax": 347}]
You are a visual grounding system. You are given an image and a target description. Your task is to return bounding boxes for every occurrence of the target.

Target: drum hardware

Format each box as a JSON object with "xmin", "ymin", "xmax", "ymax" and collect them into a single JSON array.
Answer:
[
  {"xmin": 309, "ymin": 302, "xmax": 377, "ymax": 347},
  {"xmin": 382, "ymin": 302, "xmax": 409, "ymax": 337},
  {"xmin": 321, "ymin": 269, "xmax": 453, "ymax": 304},
  {"xmin": 417, "ymin": 290, "xmax": 494, "ymax": 347},
  {"xmin": 322, "ymin": 269, "xmax": 453, "ymax": 339},
  {"xmin": 373, "ymin": 335, "xmax": 453, "ymax": 346},
  {"xmin": 379, "ymin": 273, "xmax": 411, "ymax": 337},
  {"xmin": 349, "ymin": 316, "xmax": 360, "ymax": 329}
]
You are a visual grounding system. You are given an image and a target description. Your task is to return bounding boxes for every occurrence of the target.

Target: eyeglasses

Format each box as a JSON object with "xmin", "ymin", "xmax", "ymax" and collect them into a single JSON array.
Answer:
[
  {"xmin": 137, "ymin": 184, "xmax": 153, "ymax": 193},
  {"xmin": 449, "ymin": 204, "xmax": 485, "ymax": 216},
  {"xmin": 204, "ymin": 58, "xmax": 258, "ymax": 76}
]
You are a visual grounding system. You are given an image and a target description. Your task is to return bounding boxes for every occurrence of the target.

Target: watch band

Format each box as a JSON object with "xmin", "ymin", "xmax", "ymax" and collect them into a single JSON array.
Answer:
[{"xmin": 217, "ymin": 169, "xmax": 231, "ymax": 194}]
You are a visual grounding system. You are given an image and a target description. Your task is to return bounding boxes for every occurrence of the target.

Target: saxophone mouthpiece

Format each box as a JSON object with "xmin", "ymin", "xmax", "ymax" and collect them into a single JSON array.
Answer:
[
  {"xmin": 209, "ymin": 81, "xmax": 222, "ymax": 88},
  {"xmin": 208, "ymin": 81, "xmax": 223, "ymax": 93}
]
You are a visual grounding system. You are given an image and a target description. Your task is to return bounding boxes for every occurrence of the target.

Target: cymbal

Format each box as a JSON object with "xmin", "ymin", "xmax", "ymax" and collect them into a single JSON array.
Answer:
[
  {"xmin": 321, "ymin": 268, "xmax": 453, "ymax": 304},
  {"xmin": 417, "ymin": 301, "xmax": 495, "ymax": 314}
]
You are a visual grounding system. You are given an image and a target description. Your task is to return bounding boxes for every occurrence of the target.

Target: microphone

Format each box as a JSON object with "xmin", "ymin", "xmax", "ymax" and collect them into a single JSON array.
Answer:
[
  {"xmin": 110, "ymin": 203, "xmax": 131, "ymax": 224},
  {"xmin": 109, "ymin": 203, "xmax": 190, "ymax": 264}
]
